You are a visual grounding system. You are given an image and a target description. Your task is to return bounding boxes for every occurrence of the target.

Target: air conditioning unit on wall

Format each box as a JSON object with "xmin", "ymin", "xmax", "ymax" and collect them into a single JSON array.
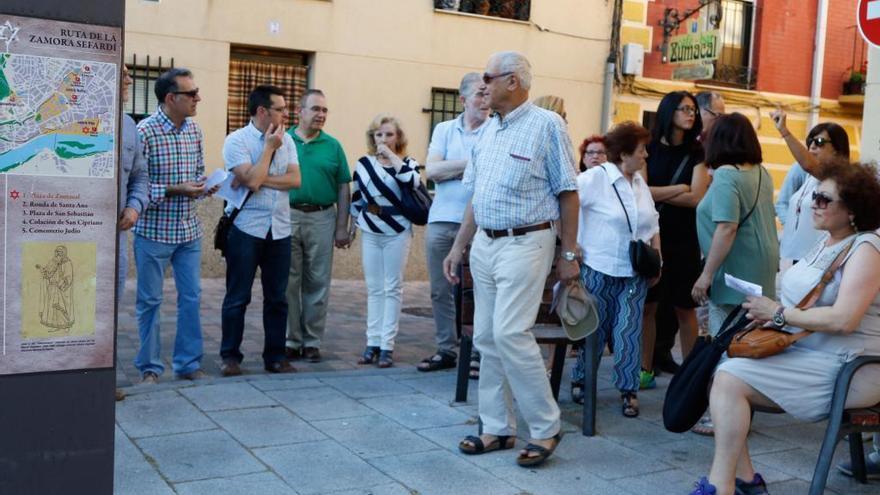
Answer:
[{"xmin": 622, "ymin": 43, "xmax": 644, "ymax": 77}]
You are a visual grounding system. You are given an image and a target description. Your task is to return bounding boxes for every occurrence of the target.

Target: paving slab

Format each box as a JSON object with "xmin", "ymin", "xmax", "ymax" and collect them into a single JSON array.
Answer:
[
  {"xmin": 113, "ymin": 426, "xmax": 175, "ymax": 495},
  {"xmin": 609, "ymin": 468, "xmax": 697, "ymax": 495},
  {"xmin": 311, "ymin": 414, "xmax": 439, "ymax": 458},
  {"xmin": 135, "ymin": 429, "xmax": 265, "ymax": 483},
  {"xmin": 173, "ymin": 472, "xmax": 296, "ymax": 495},
  {"xmin": 320, "ymin": 375, "xmax": 417, "ymax": 399},
  {"xmin": 208, "ymin": 406, "xmax": 327, "ymax": 448},
  {"xmin": 325, "ymin": 482, "xmax": 415, "ymax": 495},
  {"xmin": 249, "ymin": 376, "xmax": 325, "ymax": 392},
  {"xmin": 268, "ymin": 387, "xmax": 374, "ymax": 421},
  {"xmin": 412, "ymin": 423, "xmax": 524, "ymax": 470},
  {"xmin": 178, "ymin": 381, "xmax": 278, "ymax": 411},
  {"xmin": 369, "ymin": 450, "xmax": 521, "ymax": 495},
  {"xmin": 361, "ymin": 393, "xmax": 472, "ymax": 430},
  {"xmin": 490, "ymin": 462, "xmax": 625, "ymax": 495},
  {"xmin": 552, "ymin": 435, "xmax": 673, "ymax": 480},
  {"xmin": 116, "ymin": 390, "xmax": 215, "ymax": 439},
  {"xmin": 254, "ymin": 440, "xmax": 393, "ymax": 494}
]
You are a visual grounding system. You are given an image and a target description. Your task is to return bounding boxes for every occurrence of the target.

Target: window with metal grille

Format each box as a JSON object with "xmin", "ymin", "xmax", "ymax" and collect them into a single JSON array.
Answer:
[
  {"xmin": 124, "ymin": 54, "xmax": 174, "ymax": 122},
  {"xmin": 699, "ymin": 0, "xmax": 756, "ymax": 89},
  {"xmin": 423, "ymin": 88, "xmax": 463, "ymax": 137},
  {"xmin": 435, "ymin": 1, "xmax": 531, "ymax": 21}
]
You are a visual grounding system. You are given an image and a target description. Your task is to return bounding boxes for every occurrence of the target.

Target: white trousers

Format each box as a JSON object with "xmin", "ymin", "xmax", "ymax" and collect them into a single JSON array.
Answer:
[
  {"xmin": 361, "ymin": 230, "xmax": 412, "ymax": 351},
  {"xmin": 471, "ymin": 228, "xmax": 561, "ymax": 440}
]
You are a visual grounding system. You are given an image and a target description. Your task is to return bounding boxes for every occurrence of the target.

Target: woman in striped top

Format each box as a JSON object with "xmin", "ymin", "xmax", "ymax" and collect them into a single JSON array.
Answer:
[{"xmin": 350, "ymin": 114, "xmax": 421, "ymax": 368}]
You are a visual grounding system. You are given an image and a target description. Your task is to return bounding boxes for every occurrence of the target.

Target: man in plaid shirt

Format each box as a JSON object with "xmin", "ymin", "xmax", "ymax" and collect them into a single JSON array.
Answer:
[{"xmin": 133, "ymin": 68, "xmax": 217, "ymax": 384}]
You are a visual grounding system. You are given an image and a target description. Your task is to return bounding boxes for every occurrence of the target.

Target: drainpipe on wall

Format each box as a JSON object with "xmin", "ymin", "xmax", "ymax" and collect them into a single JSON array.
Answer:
[
  {"xmin": 809, "ymin": 0, "xmax": 830, "ymax": 130},
  {"xmin": 600, "ymin": 54, "xmax": 616, "ymax": 133}
]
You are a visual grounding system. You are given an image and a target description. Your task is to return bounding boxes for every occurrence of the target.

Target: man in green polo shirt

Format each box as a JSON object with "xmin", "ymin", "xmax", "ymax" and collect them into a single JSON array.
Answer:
[{"xmin": 285, "ymin": 89, "xmax": 352, "ymax": 363}]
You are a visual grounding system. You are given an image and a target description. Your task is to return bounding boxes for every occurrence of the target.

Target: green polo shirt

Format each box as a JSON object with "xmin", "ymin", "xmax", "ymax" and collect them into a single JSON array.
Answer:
[{"xmin": 287, "ymin": 127, "xmax": 351, "ymax": 206}]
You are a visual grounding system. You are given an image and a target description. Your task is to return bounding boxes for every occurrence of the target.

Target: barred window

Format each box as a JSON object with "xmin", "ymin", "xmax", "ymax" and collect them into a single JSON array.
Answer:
[
  {"xmin": 423, "ymin": 88, "xmax": 463, "ymax": 137},
  {"xmin": 124, "ymin": 55, "xmax": 174, "ymax": 122}
]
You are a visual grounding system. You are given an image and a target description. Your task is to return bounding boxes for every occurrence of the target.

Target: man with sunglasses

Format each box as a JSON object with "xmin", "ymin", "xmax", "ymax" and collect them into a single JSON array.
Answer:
[
  {"xmin": 133, "ymin": 68, "xmax": 218, "ymax": 383},
  {"xmin": 443, "ymin": 52, "xmax": 579, "ymax": 467},
  {"xmin": 417, "ymin": 72, "xmax": 490, "ymax": 374},
  {"xmin": 220, "ymin": 85, "xmax": 301, "ymax": 376}
]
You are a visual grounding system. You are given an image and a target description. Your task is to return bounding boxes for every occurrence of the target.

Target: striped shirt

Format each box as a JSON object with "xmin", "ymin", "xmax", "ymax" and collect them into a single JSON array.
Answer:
[
  {"xmin": 223, "ymin": 123, "xmax": 299, "ymax": 240},
  {"xmin": 462, "ymin": 102, "xmax": 577, "ymax": 230},
  {"xmin": 350, "ymin": 155, "xmax": 420, "ymax": 234},
  {"xmin": 133, "ymin": 108, "xmax": 205, "ymax": 244}
]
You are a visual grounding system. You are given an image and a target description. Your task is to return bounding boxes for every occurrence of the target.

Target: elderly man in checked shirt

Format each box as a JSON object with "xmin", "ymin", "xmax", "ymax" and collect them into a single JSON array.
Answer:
[
  {"xmin": 133, "ymin": 68, "xmax": 218, "ymax": 384},
  {"xmin": 444, "ymin": 51, "xmax": 580, "ymax": 467}
]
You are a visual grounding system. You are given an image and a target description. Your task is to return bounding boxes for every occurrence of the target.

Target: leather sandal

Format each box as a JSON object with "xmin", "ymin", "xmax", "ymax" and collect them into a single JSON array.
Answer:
[
  {"xmin": 357, "ymin": 346, "xmax": 380, "ymax": 365},
  {"xmin": 621, "ymin": 392, "xmax": 639, "ymax": 418},
  {"xmin": 571, "ymin": 382, "xmax": 585, "ymax": 405},
  {"xmin": 377, "ymin": 349, "xmax": 393, "ymax": 368},
  {"xmin": 458, "ymin": 435, "xmax": 514, "ymax": 455},
  {"xmin": 417, "ymin": 352, "xmax": 456, "ymax": 372},
  {"xmin": 516, "ymin": 433, "xmax": 562, "ymax": 467}
]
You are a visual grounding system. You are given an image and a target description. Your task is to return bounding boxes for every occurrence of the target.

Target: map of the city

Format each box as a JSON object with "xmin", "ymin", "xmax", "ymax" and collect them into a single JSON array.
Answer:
[{"xmin": 0, "ymin": 53, "xmax": 116, "ymax": 177}]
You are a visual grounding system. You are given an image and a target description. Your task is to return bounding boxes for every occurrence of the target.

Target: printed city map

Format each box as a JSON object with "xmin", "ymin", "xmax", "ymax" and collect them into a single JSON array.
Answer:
[{"xmin": 0, "ymin": 53, "xmax": 116, "ymax": 177}]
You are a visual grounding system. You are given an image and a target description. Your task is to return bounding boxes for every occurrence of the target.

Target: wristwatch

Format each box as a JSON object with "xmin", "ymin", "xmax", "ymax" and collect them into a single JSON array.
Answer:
[
  {"xmin": 561, "ymin": 250, "xmax": 577, "ymax": 262},
  {"xmin": 772, "ymin": 305, "xmax": 787, "ymax": 328}
]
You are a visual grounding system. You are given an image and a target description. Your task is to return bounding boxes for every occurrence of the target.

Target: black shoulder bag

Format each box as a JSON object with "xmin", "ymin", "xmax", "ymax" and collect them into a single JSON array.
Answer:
[
  {"xmin": 603, "ymin": 165, "xmax": 662, "ymax": 278},
  {"xmin": 213, "ymin": 151, "xmax": 275, "ymax": 257},
  {"xmin": 359, "ymin": 156, "xmax": 432, "ymax": 225}
]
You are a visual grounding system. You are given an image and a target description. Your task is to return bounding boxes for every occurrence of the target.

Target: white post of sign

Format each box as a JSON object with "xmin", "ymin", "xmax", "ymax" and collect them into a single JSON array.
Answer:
[{"xmin": 862, "ymin": 46, "xmax": 880, "ymax": 162}]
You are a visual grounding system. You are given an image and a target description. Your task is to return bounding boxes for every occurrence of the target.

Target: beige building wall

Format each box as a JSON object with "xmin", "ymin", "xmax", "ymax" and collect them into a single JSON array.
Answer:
[{"xmin": 124, "ymin": 0, "xmax": 613, "ymax": 279}]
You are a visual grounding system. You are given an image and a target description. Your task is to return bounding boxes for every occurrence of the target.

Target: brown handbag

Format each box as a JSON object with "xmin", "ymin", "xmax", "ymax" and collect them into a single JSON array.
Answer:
[{"xmin": 727, "ymin": 238, "xmax": 856, "ymax": 359}]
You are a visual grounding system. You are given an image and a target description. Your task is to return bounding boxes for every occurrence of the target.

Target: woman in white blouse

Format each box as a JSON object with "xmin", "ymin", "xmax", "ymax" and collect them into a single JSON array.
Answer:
[
  {"xmin": 570, "ymin": 121, "xmax": 661, "ymax": 417},
  {"xmin": 350, "ymin": 114, "xmax": 421, "ymax": 368}
]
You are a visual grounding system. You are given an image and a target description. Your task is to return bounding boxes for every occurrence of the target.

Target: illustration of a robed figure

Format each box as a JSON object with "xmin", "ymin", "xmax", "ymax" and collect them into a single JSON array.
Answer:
[{"xmin": 35, "ymin": 245, "xmax": 75, "ymax": 331}]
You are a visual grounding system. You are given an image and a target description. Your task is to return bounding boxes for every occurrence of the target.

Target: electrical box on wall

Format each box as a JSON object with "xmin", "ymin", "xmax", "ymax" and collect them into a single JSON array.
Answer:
[{"xmin": 622, "ymin": 43, "xmax": 644, "ymax": 76}]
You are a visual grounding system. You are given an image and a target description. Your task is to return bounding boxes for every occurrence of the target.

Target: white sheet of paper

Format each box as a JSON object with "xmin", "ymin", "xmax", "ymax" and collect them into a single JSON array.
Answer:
[
  {"xmin": 724, "ymin": 273, "xmax": 763, "ymax": 298},
  {"xmin": 216, "ymin": 174, "xmax": 248, "ymax": 209},
  {"xmin": 204, "ymin": 169, "xmax": 228, "ymax": 190}
]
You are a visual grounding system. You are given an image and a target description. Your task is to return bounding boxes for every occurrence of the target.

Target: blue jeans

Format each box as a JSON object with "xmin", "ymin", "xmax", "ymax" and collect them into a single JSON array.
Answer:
[
  {"xmin": 221, "ymin": 225, "xmax": 292, "ymax": 366},
  {"xmin": 133, "ymin": 234, "xmax": 204, "ymax": 376}
]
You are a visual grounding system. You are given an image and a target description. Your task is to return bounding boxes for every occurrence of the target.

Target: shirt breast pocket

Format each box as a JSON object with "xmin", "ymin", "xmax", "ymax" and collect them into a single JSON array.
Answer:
[{"xmin": 502, "ymin": 148, "xmax": 544, "ymax": 192}]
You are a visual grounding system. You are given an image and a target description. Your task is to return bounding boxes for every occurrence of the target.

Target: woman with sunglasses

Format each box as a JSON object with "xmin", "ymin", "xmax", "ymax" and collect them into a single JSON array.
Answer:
[
  {"xmin": 770, "ymin": 107, "xmax": 851, "ymax": 264},
  {"xmin": 641, "ymin": 91, "xmax": 708, "ymax": 390},
  {"xmin": 689, "ymin": 160, "xmax": 880, "ymax": 495}
]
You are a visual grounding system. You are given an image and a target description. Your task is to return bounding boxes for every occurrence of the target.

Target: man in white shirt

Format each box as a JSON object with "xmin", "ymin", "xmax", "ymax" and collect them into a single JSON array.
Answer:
[{"xmin": 417, "ymin": 73, "xmax": 490, "ymax": 373}]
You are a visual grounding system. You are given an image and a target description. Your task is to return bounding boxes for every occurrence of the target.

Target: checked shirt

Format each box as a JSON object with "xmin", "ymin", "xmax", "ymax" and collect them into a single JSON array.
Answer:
[{"xmin": 134, "ymin": 108, "xmax": 205, "ymax": 244}]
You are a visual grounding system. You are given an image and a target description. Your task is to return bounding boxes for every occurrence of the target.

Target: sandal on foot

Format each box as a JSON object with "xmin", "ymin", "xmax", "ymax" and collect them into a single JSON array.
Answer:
[
  {"xmin": 417, "ymin": 352, "xmax": 456, "ymax": 372},
  {"xmin": 571, "ymin": 383, "xmax": 585, "ymax": 405},
  {"xmin": 621, "ymin": 392, "xmax": 639, "ymax": 418},
  {"xmin": 516, "ymin": 433, "xmax": 562, "ymax": 467},
  {"xmin": 357, "ymin": 346, "xmax": 380, "ymax": 365},
  {"xmin": 468, "ymin": 358, "xmax": 480, "ymax": 380},
  {"xmin": 378, "ymin": 350, "xmax": 393, "ymax": 368},
  {"xmin": 458, "ymin": 435, "xmax": 514, "ymax": 455},
  {"xmin": 691, "ymin": 415, "xmax": 714, "ymax": 436}
]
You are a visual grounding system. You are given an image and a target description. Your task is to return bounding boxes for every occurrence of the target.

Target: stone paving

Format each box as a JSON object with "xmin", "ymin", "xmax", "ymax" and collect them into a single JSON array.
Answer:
[{"xmin": 114, "ymin": 278, "xmax": 879, "ymax": 494}]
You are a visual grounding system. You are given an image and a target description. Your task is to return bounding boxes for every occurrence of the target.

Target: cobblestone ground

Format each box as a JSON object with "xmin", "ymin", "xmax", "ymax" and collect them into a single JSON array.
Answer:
[{"xmin": 114, "ymin": 278, "xmax": 877, "ymax": 494}]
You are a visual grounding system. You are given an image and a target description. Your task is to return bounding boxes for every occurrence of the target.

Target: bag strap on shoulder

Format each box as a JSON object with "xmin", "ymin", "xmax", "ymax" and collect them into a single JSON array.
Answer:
[
  {"xmin": 739, "ymin": 165, "xmax": 763, "ymax": 227},
  {"xmin": 657, "ymin": 154, "xmax": 690, "ymax": 213},
  {"xmin": 600, "ymin": 164, "xmax": 635, "ymax": 239}
]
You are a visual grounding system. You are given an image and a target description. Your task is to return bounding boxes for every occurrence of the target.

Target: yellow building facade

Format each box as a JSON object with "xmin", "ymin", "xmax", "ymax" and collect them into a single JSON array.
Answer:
[{"xmin": 123, "ymin": 0, "xmax": 614, "ymax": 278}]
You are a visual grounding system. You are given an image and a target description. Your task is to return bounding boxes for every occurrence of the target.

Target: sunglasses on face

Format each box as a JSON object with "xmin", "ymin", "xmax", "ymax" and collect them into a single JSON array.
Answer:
[
  {"xmin": 482, "ymin": 71, "xmax": 514, "ymax": 84},
  {"xmin": 812, "ymin": 191, "xmax": 836, "ymax": 209},
  {"xmin": 807, "ymin": 137, "xmax": 831, "ymax": 148},
  {"xmin": 172, "ymin": 88, "xmax": 199, "ymax": 98}
]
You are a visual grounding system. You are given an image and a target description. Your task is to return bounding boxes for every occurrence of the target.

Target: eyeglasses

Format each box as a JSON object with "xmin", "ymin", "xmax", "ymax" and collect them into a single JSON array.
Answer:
[
  {"xmin": 585, "ymin": 150, "xmax": 606, "ymax": 156},
  {"xmin": 811, "ymin": 191, "xmax": 836, "ymax": 209},
  {"xmin": 703, "ymin": 108, "xmax": 722, "ymax": 118},
  {"xmin": 172, "ymin": 88, "xmax": 199, "ymax": 98},
  {"xmin": 676, "ymin": 106, "xmax": 697, "ymax": 116},
  {"xmin": 807, "ymin": 137, "xmax": 831, "ymax": 148},
  {"xmin": 482, "ymin": 71, "xmax": 514, "ymax": 84}
]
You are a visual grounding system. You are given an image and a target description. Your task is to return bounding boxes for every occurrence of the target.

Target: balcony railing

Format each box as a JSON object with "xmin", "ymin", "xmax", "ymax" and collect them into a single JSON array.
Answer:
[{"xmin": 434, "ymin": 0, "xmax": 530, "ymax": 22}]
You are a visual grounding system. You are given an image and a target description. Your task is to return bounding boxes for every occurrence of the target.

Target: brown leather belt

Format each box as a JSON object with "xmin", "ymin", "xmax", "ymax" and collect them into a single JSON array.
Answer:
[
  {"xmin": 366, "ymin": 204, "xmax": 401, "ymax": 216},
  {"xmin": 483, "ymin": 222, "xmax": 552, "ymax": 239},
  {"xmin": 291, "ymin": 203, "xmax": 333, "ymax": 213}
]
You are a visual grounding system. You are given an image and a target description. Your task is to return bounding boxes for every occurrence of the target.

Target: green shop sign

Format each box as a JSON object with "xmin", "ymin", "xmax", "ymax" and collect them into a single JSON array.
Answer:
[{"xmin": 669, "ymin": 30, "xmax": 720, "ymax": 65}]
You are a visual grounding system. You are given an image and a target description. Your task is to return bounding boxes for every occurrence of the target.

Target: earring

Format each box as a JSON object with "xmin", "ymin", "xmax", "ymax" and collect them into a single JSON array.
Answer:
[{"xmin": 850, "ymin": 217, "xmax": 857, "ymax": 231}]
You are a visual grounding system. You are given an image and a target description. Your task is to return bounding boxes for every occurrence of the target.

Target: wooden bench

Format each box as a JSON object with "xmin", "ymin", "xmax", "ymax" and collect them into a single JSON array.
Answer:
[{"xmin": 452, "ymin": 250, "xmax": 599, "ymax": 436}]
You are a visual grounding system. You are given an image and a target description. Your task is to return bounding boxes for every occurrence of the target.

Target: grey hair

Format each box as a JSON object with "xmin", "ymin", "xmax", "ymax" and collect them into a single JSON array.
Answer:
[
  {"xmin": 695, "ymin": 91, "xmax": 721, "ymax": 110},
  {"xmin": 459, "ymin": 72, "xmax": 482, "ymax": 98},
  {"xmin": 492, "ymin": 51, "xmax": 532, "ymax": 90}
]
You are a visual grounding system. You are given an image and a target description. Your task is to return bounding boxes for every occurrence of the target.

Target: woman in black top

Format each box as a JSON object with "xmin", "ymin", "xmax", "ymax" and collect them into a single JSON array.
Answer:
[{"xmin": 641, "ymin": 91, "xmax": 709, "ymax": 388}]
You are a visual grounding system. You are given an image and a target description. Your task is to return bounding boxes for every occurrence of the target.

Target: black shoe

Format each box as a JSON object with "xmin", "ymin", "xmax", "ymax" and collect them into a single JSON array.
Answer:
[
  {"xmin": 265, "ymin": 360, "xmax": 296, "ymax": 374},
  {"xmin": 654, "ymin": 353, "xmax": 680, "ymax": 375},
  {"xmin": 285, "ymin": 347, "xmax": 302, "ymax": 360},
  {"xmin": 303, "ymin": 347, "xmax": 321, "ymax": 363}
]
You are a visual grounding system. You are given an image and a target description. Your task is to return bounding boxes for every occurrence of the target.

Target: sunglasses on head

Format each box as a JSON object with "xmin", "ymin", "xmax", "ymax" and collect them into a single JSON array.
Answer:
[
  {"xmin": 811, "ymin": 191, "xmax": 836, "ymax": 209},
  {"xmin": 807, "ymin": 136, "xmax": 831, "ymax": 148}
]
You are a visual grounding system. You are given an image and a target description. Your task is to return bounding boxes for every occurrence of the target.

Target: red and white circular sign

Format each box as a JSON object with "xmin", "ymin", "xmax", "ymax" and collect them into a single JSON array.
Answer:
[{"xmin": 859, "ymin": 0, "xmax": 880, "ymax": 48}]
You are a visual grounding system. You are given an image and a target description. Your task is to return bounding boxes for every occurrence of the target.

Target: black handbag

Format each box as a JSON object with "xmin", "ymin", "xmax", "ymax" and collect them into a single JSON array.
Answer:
[
  {"xmin": 213, "ymin": 190, "xmax": 252, "ymax": 258},
  {"xmin": 359, "ymin": 156, "xmax": 431, "ymax": 225},
  {"xmin": 603, "ymin": 165, "xmax": 661, "ymax": 278},
  {"xmin": 662, "ymin": 305, "xmax": 748, "ymax": 433}
]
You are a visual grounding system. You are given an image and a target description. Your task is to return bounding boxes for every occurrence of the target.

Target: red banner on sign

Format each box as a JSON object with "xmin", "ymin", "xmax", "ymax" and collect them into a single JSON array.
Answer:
[{"xmin": 859, "ymin": 0, "xmax": 880, "ymax": 47}]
